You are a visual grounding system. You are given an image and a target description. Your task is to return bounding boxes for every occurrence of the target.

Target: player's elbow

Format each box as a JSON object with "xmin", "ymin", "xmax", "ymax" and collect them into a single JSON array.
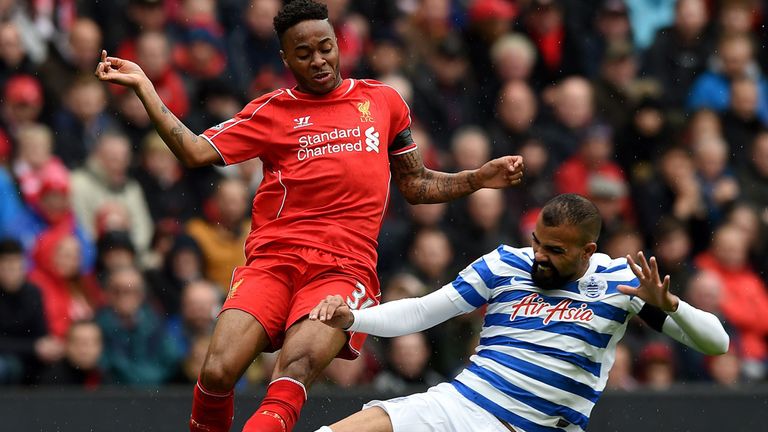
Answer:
[{"xmin": 711, "ymin": 332, "xmax": 730, "ymax": 355}]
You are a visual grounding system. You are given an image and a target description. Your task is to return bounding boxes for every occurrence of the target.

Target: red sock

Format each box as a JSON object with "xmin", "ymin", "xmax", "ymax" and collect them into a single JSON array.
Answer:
[
  {"xmin": 190, "ymin": 381, "xmax": 234, "ymax": 432},
  {"xmin": 242, "ymin": 377, "xmax": 307, "ymax": 432}
]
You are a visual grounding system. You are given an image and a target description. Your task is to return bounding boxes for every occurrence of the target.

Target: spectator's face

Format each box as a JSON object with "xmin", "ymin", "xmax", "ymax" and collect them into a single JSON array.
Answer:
[
  {"xmin": 712, "ymin": 227, "xmax": 748, "ymax": 269},
  {"xmin": 129, "ymin": 2, "xmax": 166, "ymax": 31},
  {"xmin": 644, "ymin": 361, "xmax": 674, "ymax": 390},
  {"xmin": 410, "ymin": 230, "xmax": 453, "ymax": 279},
  {"xmin": 118, "ymin": 92, "xmax": 151, "ymax": 127},
  {"xmin": 137, "ymin": 33, "xmax": 171, "ymax": 80},
  {"xmin": 246, "ymin": 0, "xmax": 281, "ymax": 38},
  {"xmin": 606, "ymin": 343, "xmax": 632, "ymax": 390},
  {"xmin": 693, "ymin": 138, "xmax": 727, "ymax": 180},
  {"xmin": 655, "ymin": 229, "xmax": 691, "ymax": 267},
  {"xmin": 53, "ymin": 236, "xmax": 81, "ymax": 279},
  {"xmin": 17, "ymin": 130, "xmax": 52, "ymax": 169},
  {"xmin": 752, "ymin": 134, "xmax": 768, "ymax": 175},
  {"xmin": 67, "ymin": 82, "xmax": 107, "ymax": 122},
  {"xmin": 731, "ymin": 80, "xmax": 758, "ymax": 118},
  {"xmin": 602, "ymin": 56, "xmax": 637, "ymax": 88},
  {"xmin": 634, "ymin": 107, "xmax": 664, "ymax": 136},
  {"xmin": 581, "ymin": 136, "xmax": 612, "ymax": 166},
  {"xmin": 69, "ymin": 20, "xmax": 102, "ymax": 71},
  {"xmin": 408, "ymin": 203, "xmax": 446, "ymax": 227},
  {"xmin": 182, "ymin": 336, "xmax": 211, "ymax": 382},
  {"xmin": 382, "ymin": 273, "xmax": 426, "ymax": 303},
  {"xmin": 532, "ymin": 220, "xmax": 594, "ymax": 290},
  {"xmin": 468, "ymin": 188, "xmax": 504, "ymax": 231},
  {"xmin": 101, "ymin": 249, "xmax": 135, "ymax": 274},
  {"xmin": 0, "ymin": 253, "xmax": 24, "ymax": 293},
  {"xmin": 181, "ymin": 282, "xmax": 219, "ymax": 332},
  {"xmin": 452, "ymin": 133, "xmax": 490, "ymax": 171},
  {"xmin": 604, "ymin": 233, "xmax": 643, "ymax": 260},
  {"xmin": 216, "ymin": 180, "xmax": 249, "ymax": 226},
  {"xmin": 107, "ymin": 270, "xmax": 145, "ymax": 319},
  {"xmin": 528, "ymin": 3, "xmax": 562, "ymax": 33},
  {"xmin": 390, "ymin": 334, "xmax": 429, "ymax": 379},
  {"xmin": 720, "ymin": 6, "xmax": 752, "ymax": 36},
  {"xmin": 0, "ymin": 23, "xmax": 24, "ymax": 65},
  {"xmin": 518, "ymin": 140, "xmax": 548, "ymax": 176},
  {"xmin": 494, "ymin": 45, "xmax": 535, "ymax": 82},
  {"xmin": 675, "ymin": 0, "xmax": 708, "ymax": 38},
  {"xmin": 597, "ymin": 11, "xmax": 630, "ymax": 39},
  {"xmin": 66, "ymin": 323, "xmax": 102, "ymax": 371},
  {"xmin": 720, "ymin": 39, "xmax": 752, "ymax": 79},
  {"xmin": 280, "ymin": 20, "xmax": 342, "ymax": 95},
  {"xmin": 96, "ymin": 136, "xmax": 131, "ymax": 186},
  {"xmin": 172, "ymin": 249, "xmax": 203, "ymax": 282},
  {"xmin": 708, "ymin": 351, "xmax": 740, "ymax": 386},
  {"xmin": 685, "ymin": 273, "xmax": 722, "ymax": 313},
  {"xmin": 39, "ymin": 189, "xmax": 70, "ymax": 223},
  {"xmin": 554, "ymin": 79, "xmax": 593, "ymax": 129},
  {"xmin": 368, "ymin": 42, "xmax": 403, "ymax": 77},
  {"xmin": 498, "ymin": 83, "xmax": 537, "ymax": 132}
]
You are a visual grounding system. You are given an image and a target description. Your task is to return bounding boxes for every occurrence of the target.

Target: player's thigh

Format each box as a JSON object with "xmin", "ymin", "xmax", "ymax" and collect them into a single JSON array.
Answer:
[
  {"xmin": 325, "ymin": 407, "xmax": 393, "ymax": 432},
  {"xmin": 271, "ymin": 317, "xmax": 348, "ymax": 383},
  {"xmin": 363, "ymin": 383, "xmax": 509, "ymax": 432}
]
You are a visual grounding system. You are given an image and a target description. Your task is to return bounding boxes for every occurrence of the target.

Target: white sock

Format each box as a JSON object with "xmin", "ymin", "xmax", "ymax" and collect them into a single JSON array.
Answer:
[{"xmin": 315, "ymin": 427, "xmax": 333, "ymax": 432}]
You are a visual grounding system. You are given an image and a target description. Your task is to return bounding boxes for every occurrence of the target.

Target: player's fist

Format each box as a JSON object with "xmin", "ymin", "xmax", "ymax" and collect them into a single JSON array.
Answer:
[
  {"xmin": 476, "ymin": 155, "xmax": 524, "ymax": 189},
  {"xmin": 309, "ymin": 295, "xmax": 354, "ymax": 329}
]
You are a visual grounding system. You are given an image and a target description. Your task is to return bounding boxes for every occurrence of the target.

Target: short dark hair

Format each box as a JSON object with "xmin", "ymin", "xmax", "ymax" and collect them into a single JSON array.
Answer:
[
  {"xmin": 273, "ymin": 0, "xmax": 328, "ymax": 42},
  {"xmin": 540, "ymin": 194, "xmax": 602, "ymax": 243},
  {"xmin": 0, "ymin": 238, "xmax": 23, "ymax": 257}
]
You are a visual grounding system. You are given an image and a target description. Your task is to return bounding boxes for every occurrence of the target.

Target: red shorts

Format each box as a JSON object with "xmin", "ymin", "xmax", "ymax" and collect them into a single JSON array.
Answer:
[{"xmin": 221, "ymin": 245, "xmax": 380, "ymax": 359}]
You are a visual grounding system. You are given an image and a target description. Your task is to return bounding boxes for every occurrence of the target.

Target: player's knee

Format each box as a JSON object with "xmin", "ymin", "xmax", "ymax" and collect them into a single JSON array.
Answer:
[
  {"xmin": 275, "ymin": 352, "xmax": 322, "ymax": 383},
  {"xmin": 199, "ymin": 355, "xmax": 237, "ymax": 391}
]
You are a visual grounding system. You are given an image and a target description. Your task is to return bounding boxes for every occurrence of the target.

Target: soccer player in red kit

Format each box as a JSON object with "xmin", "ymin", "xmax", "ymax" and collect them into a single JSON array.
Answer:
[{"xmin": 95, "ymin": 1, "xmax": 524, "ymax": 431}]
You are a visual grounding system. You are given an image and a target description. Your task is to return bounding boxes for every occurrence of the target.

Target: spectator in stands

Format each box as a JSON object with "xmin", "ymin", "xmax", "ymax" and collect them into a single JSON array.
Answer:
[
  {"xmin": 695, "ymin": 224, "xmax": 768, "ymax": 379},
  {"xmin": 71, "ymin": 130, "xmax": 153, "ymax": 256},
  {"xmin": 481, "ymin": 33, "xmax": 536, "ymax": 117},
  {"xmin": 29, "ymin": 229, "xmax": 103, "ymax": 340},
  {"xmin": 2, "ymin": 74, "xmax": 45, "ymax": 134},
  {"xmin": 725, "ymin": 202, "xmax": 766, "ymax": 273},
  {"xmin": 691, "ymin": 134, "xmax": 740, "ymax": 226},
  {"xmin": 505, "ymin": 138, "xmax": 556, "ymax": 217},
  {"xmin": 450, "ymin": 126, "xmax": 491, "ymax": 172},
  {"xmin": 583, "ymin": 0, "xmax": 634, "ymax": 78},
  {"xmin": 145, "ymin": 234, "xmax": 205, "ymax": 316},
  {"xmin": 0, "ymin": 22, "xmax": 36, "ymax": 84},
  {"xmin": 173, "ymin": 25, "xmax": 227, "ymax": 83},
  {"xmin": 593, "ymin": 40, "xmax": 641, "ymax": 132},
  {"xmin": 166, "ymin": 280, "xmax": 221, "ymax": 357},
  {"xmin": 185, "ymin": 178, "xmax": 249, "ymax": 293},
  {"xmin": 135, "ymin": 131, "xmax": 198, "ymax": 224},
  {"xmin": 226, "ymin": 0, "xmax": 284, "ymax": 95},
  {"xmin": 171, "ymin": 334, "xmax": 212, "ymax": 385},
  {"xmin": 95, "ymin": 230, "xmax": 137, "ymax": 285},
  {"xmin": 738, "ymin": 132, "xmax": 768, "ymax": 241},
  {"xmin": 615, "ymin": 93, "xmax": 671, "ymax": 180},
  {"xmin": 639, "ymin": 341, "xmax": 676, "ymax": 390},
  {"xmin": 451, "ymin": 188, "xmax": 512, "ymax": 264},
  {"xmin": 380, "ymin": 272, "xmax": 427, "ymax": 303},
  {"xmin": 688, "ymin": 33, "xmax": 768, "ymax": 123},
  {"xmin": 602, "ymin": 225, "xmax": 644, "ymax": 260},
  {"xmin": 605, "ymin": 342, "xmax": 638, "ymax": 391},
  {"xmin": 12, "ymin": 124, "xmax": 66, "ymax": 209},
  {"xmin": 677, "ymin": 270, "xmax": 732, "ymax": 381},
  {"xmin": 0, "ymin": 165, "xmax": 22, "ymax": 231},
  {"xmin": 114, "ymin": 0, "xmax": 171, "ymax": 62},
  {"xmin": 38, "ymin": 17, "xmax": 103, "ymax": 108},
  {"xmin": 53, "ymin": 76, "xmax": 117, "ymax": 168},
  {"xmin": 407, "ymin": 227, "xmax": 455, "ymax": 292},
  {"xmin": 538, "ymin": 77, "xmax": 597, "ymax": 165},
  {"xmin": 488, "ymin": 81, "xmax": 539, "ymax": 159},
  {"xmin": 321, "ymin": 349, "xmax": 377, "ymax": 389},
  {"xmin": 643, "ymin": 0, "xmax": 715, "ymax": 114},
  {"xmin": 355, "ymin": 33, "xmax": 405, "ymax": 79},
  {"xmin": 113, "ymin": 90, "xmax": 153, "ymax": 152},
  {"xmin": 130, "ymin": 31, "xmax": 188, "ymax": 119},
  {"xmin": 373, "ymin": 332, "xmax": 443, "ymax": 394},
  {"xmin": 0, "ymin": 238, "xmax": 63, "ymax": 384},
  {"xmin": 651, "ymin": 217, "xmax": 695, "ymax": 296},
  {"xmin": 39, "ymin": 320, "xmax": 110, "ymax": 388},
  {"xmin": 96, "ymin": 266, "xmax": 180, "ymax": 385},
  {"xmin": 707, "ymin": 348, "xmax": 742, "ymax": 387},
  {"xmin": 721, "ymin": 77, "xmax": 765, "ymax": 168}
]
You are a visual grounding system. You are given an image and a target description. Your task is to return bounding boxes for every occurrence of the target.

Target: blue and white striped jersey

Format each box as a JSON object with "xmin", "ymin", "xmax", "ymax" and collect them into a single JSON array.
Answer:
[{"xmin": 446, "ymin": 245, "xmax": 642, "ymax": 432}]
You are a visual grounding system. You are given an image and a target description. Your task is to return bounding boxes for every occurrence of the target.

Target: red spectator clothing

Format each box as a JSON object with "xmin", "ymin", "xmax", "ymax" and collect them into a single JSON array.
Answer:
[
  {"xmin": 109, "ymin": 65, "xmax": 189, "ymax": 119},
  {"xmin": 695, "ymin": 252, "xmax": 768, "ymax": 360},
  {"xmin": 28, "ymin": 223, "xmax": 103, "ymax": 338},
  {"xmin": 201, "ymin": 79, "xmax": 415, "ymax": 272},
  {"xmin": 554, "ymin": 157, "xmax": 633, "ymax": 220}
]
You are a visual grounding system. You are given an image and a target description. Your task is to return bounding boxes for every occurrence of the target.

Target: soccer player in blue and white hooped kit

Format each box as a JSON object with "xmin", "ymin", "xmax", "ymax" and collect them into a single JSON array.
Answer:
[{"xmin": 310, "ymin": 194, "xmax": 729, "ymax": 432}]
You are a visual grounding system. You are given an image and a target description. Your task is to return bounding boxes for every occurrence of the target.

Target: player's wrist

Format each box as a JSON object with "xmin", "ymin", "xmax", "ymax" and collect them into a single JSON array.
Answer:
[{"xmin": 344, "ymin": 311, "xmax": 355, "ymax": 330}]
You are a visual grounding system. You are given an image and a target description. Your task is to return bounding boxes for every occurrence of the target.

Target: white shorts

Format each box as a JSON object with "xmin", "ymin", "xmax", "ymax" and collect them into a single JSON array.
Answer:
[{"xmin": 363, "ymin": 382, "xmax": 511, "ymax": 432}]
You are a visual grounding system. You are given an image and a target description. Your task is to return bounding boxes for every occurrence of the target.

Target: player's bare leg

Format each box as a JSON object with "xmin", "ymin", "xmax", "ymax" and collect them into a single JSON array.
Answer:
[
  {"xmin": 190, "ymin": 309, "xmax": 271, "ymax": 432},
  {"xmin": 242, "ymin": 317, "xmax": 347, "ymax": 432},
  {"xmin": 316, "ymin": 407, "xmax": 394, "ymax": 432}
]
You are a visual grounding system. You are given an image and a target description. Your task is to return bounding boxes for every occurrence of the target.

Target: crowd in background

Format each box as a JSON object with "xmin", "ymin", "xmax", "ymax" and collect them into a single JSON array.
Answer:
[{"xmin": 1, "ymin": 0, "xmax": 767, "ymax": 394}]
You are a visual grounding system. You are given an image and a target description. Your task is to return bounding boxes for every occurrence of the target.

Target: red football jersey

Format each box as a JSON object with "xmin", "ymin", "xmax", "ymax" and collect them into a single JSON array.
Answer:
[{"xmin": 201, "ymin": 79, "xmax": 416, "ymax": 271}]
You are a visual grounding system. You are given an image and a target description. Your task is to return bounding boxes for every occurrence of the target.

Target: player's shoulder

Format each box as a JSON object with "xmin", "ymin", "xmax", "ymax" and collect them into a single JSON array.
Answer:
[
  {"xmin": 590, "ymin": 253, "xmax": 634, "ymax": 278},
  {"xmin": 356, "ymin": 79, "xmax": 405, "ymax": 99},
  {"xmin": 484, "ymin": 244, "xmax": 534, "ymax": 270}
]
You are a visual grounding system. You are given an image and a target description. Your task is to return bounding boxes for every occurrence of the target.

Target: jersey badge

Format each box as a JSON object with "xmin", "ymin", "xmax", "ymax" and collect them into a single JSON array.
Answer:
[
  {"xmin": 578, "ymin": 274, "xmax": 608, "ymax": 299},
  {"xmin": 357, "ymin": 100, "xmax": 374, "ymax": 122}
]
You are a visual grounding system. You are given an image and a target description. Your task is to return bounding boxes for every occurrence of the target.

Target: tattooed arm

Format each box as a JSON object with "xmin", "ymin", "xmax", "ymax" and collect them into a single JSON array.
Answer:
[
  {"xmin": 390, "ymin": 145, "xmax": 524, "ymax": 204},
  {"xmin": 94, "ymin": 50, "xmax": 221, "ymax": 167}
]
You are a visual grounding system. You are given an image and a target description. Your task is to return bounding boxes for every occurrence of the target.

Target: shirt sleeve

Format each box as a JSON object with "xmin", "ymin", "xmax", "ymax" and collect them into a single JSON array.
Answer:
[
  {"xmin": 444, "ymin": 252, "xmax": 502, "ymax": 312},
  {"xmin": 381, "ymin": 84, "xmax": 416, "ymax": 155},
  {"xmin": 200, "ymin": 91, "xmax": 281, "ymax": 165}
]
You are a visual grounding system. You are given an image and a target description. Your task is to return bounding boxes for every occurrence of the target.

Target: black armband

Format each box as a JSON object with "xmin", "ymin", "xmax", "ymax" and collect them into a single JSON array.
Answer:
[
  {"xmin": 637, "ymin": 303, "xmax": 668, "ymax": 332},
  {"xmin": 390, "ymin": 128, "xmax": 414, "ymax": 153}
]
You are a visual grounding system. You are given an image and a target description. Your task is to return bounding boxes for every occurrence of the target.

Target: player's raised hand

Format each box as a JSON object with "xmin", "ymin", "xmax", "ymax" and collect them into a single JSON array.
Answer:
[
  {"xmin": 94, "ymin": 50, "xmax": 149, "ymax": 89},
  {"xmin": 309, "ymin": 295, "xmax": 354, "ymax": 329},
  {"xmin": 475, "ymin": 155, "xmax": 524, "ymax": 189},
  {"xmin": 617, "ymin": 251, "xmax": 680, "ymax": 312}
]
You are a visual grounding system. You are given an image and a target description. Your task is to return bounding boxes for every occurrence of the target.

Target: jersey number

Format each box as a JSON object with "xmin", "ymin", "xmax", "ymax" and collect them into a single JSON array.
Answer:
[{"xmin": 346, "ymin": 282, "xmax": 374, "ymax": 311}]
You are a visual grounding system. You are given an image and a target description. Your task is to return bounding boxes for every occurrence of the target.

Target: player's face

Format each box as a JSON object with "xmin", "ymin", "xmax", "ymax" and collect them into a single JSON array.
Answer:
[
  {"xmin": 531, "ymin": 220, "xmax": 596, "ymax": 290},
  {"xmin": 280, "ymin": 19, "xmax": 342, "ymax": 95}
]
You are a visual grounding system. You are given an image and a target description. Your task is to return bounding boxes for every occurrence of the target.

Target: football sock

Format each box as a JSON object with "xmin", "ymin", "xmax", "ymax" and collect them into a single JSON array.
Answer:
[
  {"xmin": 242, "ymin": 377, "xmax": 307, "ymax": 432},
  {"xmin": 189, "ymin": 381, "xmax": 234, "ymax": 432}
]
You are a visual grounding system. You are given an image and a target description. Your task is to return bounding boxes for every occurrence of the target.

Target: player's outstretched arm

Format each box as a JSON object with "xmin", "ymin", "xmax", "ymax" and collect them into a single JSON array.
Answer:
[
  {"xmin": 390, "ymin": 149, "xmax": 524, "ymax": 204},
  {"xmin": 94, "ymin": 50, "xmax": 221, "ymax": 167},
  {"xmin": 618, "ymin": 252, "xmax": 730, "ymax": 355},
  {"xmin": 309, "ymin": 287, "xmax": 465, "ymax": 337}
]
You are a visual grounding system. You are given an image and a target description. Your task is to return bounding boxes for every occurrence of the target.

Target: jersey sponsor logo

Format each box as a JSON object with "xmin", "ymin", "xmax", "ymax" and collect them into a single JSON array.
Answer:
[
  {"xmin": 293, "ymin": 115, "xmax": 313, "ymax": 129},
  {"xmin": 578, "ymin": 275, "xmax": 608, "ymax": 299},
  {"xmin": 297, "ymin": 126, "xmax": 364, "ymax": 161},
  {"xmin": 364, "ymin": 127, "xmax": 380, "ymax": 153},
  {"xmin": 357, "ymin": 100, "xmax": 374, "ymax": 122},
  {"xmin": 508, "ymin": 293, "xmax": 594, "ymax": 324},
  {"xmin": 346, "ymin": 281, "xmax": 375, "ymax": 311},
  {"xmin": 228, "ymin": 278, "xmax": 245, "ymax": 300}
]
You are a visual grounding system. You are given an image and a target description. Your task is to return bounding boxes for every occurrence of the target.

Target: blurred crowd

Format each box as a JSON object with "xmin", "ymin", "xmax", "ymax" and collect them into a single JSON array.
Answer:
[{"xmin": 1, "ymin": 0, "xmax": 767, "ymax": 394}]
